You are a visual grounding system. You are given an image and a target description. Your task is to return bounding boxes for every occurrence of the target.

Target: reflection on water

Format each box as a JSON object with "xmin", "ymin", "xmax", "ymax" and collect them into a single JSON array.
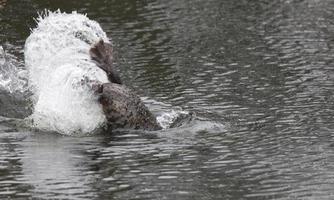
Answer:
[{"xmin": 1, "ymin": 0, "xmax": 334, "ymax": 199}]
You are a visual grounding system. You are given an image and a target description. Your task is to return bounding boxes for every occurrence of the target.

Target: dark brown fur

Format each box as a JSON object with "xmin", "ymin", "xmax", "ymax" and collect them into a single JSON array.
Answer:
[
  {"xmin": 90, "ymin": 40, "xmax": 122, "ymax": 84},
  {"xmin": 90, "ymin": 40, "xmax": 161, "ymax": 131},
  {"xmin": 99, "ymin": 83, "xmax": 161, "ymax": 130}
]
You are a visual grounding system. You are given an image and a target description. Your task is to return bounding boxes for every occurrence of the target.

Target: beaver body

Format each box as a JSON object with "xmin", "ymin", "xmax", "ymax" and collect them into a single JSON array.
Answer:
[
  {"xmin": 98, "ymin": 83, "xmax": 161, "ymax": 130},
  {"xmin": 25, "ymin": 11, "xmax": 161, "ymax": 134}
]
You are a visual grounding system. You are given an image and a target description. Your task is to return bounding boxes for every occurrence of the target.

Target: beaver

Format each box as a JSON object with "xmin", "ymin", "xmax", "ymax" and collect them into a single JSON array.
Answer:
[
  {"xmin": 89, "ymin": 40, "xmax": 162, "ymax": 131},
  {"xmin": 25, "ymin": 11, "xmax": 161, "ymax": 134}
]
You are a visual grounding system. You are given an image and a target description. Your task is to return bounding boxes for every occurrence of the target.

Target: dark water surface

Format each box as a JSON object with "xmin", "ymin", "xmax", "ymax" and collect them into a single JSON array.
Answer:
[{"xmin": 1, "ymin": 0, "xmax": 334, "ymax": 199}]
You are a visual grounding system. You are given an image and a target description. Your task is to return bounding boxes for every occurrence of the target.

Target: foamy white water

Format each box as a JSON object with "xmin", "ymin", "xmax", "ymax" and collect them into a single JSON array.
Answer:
[
  {"xmin": 141, "ymin": 97, "xmax": 192, "ymax": 129},
  {"xmin": 157, "ymin": 110, "xmax": 189, "ymax": 129},
  {"xmin": 0, "ymin": 46, "xmax": 28, "ymax": 94},
  {"xmin": 25, "ymin": 11, "xmax": 110, "ymax": 135}
]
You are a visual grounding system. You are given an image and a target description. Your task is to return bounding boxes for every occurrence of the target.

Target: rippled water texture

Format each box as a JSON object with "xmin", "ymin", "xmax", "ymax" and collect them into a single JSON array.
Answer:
[{"xmin": 1, "ymin": 0, "xmax": 334, "ymax": 199}]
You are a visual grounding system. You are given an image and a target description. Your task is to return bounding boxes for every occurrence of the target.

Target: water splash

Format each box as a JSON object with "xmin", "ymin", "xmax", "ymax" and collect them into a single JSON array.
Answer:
[
  {"xmin": 157, "ymin": 110, "xmax": 190, "ymax": 129},
  {"xmin": 25, "ymin": 11, "xmax": 110, "ymax": 135},
  {"xmin": 0, "ymin": 46, "xmax": 28, "ymax": 94},
  {"xmin": 141, "ymin": 98, "xmax": 193, "ymax": 129},
  {"xmin": 23, "ymin": 10, "xmax": 194, "ymax": 135}
]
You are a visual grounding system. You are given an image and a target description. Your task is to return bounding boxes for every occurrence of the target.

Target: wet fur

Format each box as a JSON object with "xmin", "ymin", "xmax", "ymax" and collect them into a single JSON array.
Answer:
[
  {"xmin": 89, "ymin": 40, "xmax": 122, "ymax": 84},
  {"xmin": 89, "ymin": 40, "xmax": 161, "ymax": 131},
  {"xmin": 99, "ymin": 83, "xmax": 161, "ymax": 131}
]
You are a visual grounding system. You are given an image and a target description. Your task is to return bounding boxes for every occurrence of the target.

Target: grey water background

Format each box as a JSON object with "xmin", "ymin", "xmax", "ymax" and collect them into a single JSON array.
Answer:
[{"xmin": 1, "ymin": 0, "xmax": 334, "ymax": 199}]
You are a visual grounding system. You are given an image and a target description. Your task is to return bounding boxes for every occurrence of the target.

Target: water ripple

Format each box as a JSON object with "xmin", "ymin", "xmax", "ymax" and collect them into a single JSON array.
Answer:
[{"xmin": 1, "ymin": 0, "xmax": 334, "ymax": 199}]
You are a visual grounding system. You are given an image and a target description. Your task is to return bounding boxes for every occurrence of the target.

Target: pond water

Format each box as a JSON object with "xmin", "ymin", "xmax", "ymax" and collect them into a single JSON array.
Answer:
[{"xmin": 1, "ymin": 0, "xmax": 334, "ymax": 199}]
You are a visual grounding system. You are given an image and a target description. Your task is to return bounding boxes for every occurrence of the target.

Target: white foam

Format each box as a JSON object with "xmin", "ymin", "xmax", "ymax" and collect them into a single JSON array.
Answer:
[
  {"xmin": 157, "ymin": 110, "xmax": 190, "ymax": 129},
  {"xmin": 0, "ymin": 46, "xmax": 28, "ymax": 94},
  {"xmin": 25, "ymin": 11, "xmax": 110, "ymax": 135}
]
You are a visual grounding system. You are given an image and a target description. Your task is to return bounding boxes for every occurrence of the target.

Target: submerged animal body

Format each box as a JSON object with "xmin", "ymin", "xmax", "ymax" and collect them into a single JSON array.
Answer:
[
  {"xmin": 25, "ymin": 11, "xmax": 161, "ymax": 134},
  {"xmin": 99, "ymin": 83, "xmax": 161, "ymax": 131}
]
